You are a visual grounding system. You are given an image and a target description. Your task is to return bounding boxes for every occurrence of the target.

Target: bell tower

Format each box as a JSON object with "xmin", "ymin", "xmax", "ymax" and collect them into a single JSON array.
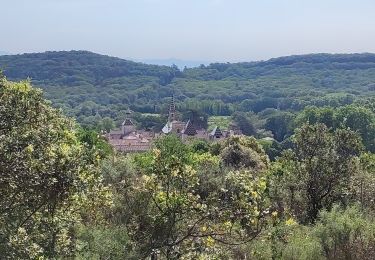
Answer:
[
  {"xmin": 121, "ymin": 108, "xmax": 135, "ymax": 135},
  {"xmin": 168, "ymin": 94, "xmax": 176, "ymax": 122}
]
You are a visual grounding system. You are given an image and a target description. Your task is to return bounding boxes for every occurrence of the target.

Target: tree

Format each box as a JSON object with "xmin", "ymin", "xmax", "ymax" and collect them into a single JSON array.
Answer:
[
  {"xmin": 220, "ymin": 136, "xmax": 269, "ymax": 171},
  {"xmin": 296, "ymin": 106, "xmax": 336, "ymax": 129},
  {"xmin": 98, "ymin": 116, "xmax": 115, "ymax": 132},
  {"xmin": 265, "ymin": 112, "xmax": 295, "ymax": 142},
  {"xmin": 181, "ymin": 109, "xmax": 208, "ymax": 130},
  {"xmin": 349, "ymin": 153, "xmax": 375, "ymax": 211},
  {"xmin": 0, "ymin": 78, "xmax": 109, "ymax": 258},
  {"xmin": 77, "ymin": 127, "xmax": 113, "ymax": 160},
  {"xmin": 273, "ymin": 124, "xmax": 362, "ymax": 223},
  {"xmin": 121, "ymin": 135, "xmax": 271, "ymax": 258},
  {"xmin": 335, "ymin": 105, "xmax": 375, "ymax": 152},
  {"xmin": 189, "ymin": 139, "xmax": 210, "ymax": 154},
  {"xmin": 231, "ymin": 112, "xmax": 257, "ymax": 136},
  {"xmin": 297, "ymin": 105, "xmax": 375, "ymax": 152}
]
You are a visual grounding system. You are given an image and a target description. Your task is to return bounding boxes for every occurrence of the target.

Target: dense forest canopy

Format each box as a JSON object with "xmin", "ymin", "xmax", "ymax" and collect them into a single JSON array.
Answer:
[{"xmin": 1, "ymin": 51, "xmax": 374, "ymax": 127}]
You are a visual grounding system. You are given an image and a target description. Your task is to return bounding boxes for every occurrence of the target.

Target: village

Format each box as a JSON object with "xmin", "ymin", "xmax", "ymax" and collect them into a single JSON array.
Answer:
[{"xmin": 106, "ymin": 95, "xmax": 242, "ymax": 153}]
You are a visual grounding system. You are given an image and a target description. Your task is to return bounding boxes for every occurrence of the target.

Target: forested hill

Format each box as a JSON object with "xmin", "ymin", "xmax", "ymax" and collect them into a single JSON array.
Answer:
[
  {"xmin": 4, "ymin": 51, "xmax": 375, "ymax": 81},
  {"xmin": 0, "ymin": 51, "xmax": 375, "ymax": 124},
  {"xmin": 0, "ymin": 51, "xmax": 180, "ymax": 86},
  {"xmin": 189, "ymin": 53, "xmax": 375, "ymax": 80}
]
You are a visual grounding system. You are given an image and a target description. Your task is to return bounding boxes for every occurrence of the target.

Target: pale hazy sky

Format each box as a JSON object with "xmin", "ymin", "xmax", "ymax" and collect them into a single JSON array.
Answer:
[{"xmin": 1, "ymin": 0, "xmax": 375, "ymax": 62}]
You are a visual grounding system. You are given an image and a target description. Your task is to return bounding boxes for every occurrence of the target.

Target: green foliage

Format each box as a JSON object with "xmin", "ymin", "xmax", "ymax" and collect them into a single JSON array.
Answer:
[
  {"xmin": 358, "ymin": 97, "xmax": 375, "ymax": 113},
  {"xmin": 349, "ymin": 153, "xmax": 375, "ymax": 210},
  {"xmin": 2, "ymin": 51, "xmax": 375, "ymax": 129},
  {"xmin": 0, "ymin": 78, "xmax": 110, "ymax": 258},
  {"xmin": 265, "ymin": 111, "xmax": 295, "ymax": 142},
  {"xmin": 259, "ymin": 138, "xmax": 284, "ymax": 161},
  {"xmin": 97, "ymin": 116, "xmax": 115, "ymax": 132},
  {"xmin": 271, "ymin": 124, "xmax": 363, "ymax": 223},
  {"xmin": 246, "ymin": 205, "xmax": 375, "ymax": 260},
  {"xmin": 220, "ymin": 136, "xmax": 269, "ymax": 170},
  {"xmin": 312, "ymin": 205, "xmax": 375, "ymax": 259},
  {"xmin": 2, "ymin": 53, "xmax": 375, "ymax": 258},
  {"xmin": 231, "ymin": 112, "xmax": 257, "ymax": 136},
  {"xmin": 280, "ymin": 227, "xmax": 324, "ymax": 260},
  {"xmin": 133, "ymin": 112, "xmax": 166, "ymax": 132},
  {"xmin": 189, "ymin": 139, "xmax": 211, "ymax": 154},
  {"xmin": 207, "ymin": 115, "xmax": 231, "ymax": 131},
  {"xmin": 181, "ymin": 109, "xmax": 208, "ymax": 130},
  {"xmin": 99, "ymin": 135, "xmax": 271, "ymax": 258},
  {"xmin": 77, "ymin": 127, "xmax": 113, "ymax": 159},
  {"xmin": 75, "ymin": 226, "xmax": 134, "ymax": 260},
  {"xmin": 297, "ymin": 105, "xmax": 375, "ymax": 152}
]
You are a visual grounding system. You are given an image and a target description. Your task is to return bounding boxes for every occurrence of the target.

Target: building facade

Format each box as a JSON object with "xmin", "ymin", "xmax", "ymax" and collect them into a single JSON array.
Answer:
[{"xmin": 107, "ymin": 96, "xmax": 240, "ymax": 153}]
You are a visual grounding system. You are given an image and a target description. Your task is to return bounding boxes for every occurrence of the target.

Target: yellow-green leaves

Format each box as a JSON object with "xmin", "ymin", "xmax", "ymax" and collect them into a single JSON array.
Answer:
[{"xmin": 0, "ymin": 78, "xmax": 110, "ymax": 258}]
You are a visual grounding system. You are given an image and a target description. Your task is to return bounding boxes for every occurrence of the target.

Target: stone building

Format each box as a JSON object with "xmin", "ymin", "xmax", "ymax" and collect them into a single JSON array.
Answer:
[
  {"xmin": 107, "ymin": 96, "xmax": 239, "ymax": 153},
  {"xmin": 107, "ymin": 109, "xmax": 153, "ymax": 153}
]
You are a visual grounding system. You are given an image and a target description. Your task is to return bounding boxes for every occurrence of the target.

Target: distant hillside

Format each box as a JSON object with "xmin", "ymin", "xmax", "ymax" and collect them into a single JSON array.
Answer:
[
  {"xmin": 191, "ymin": 53, "xmax": 375, "ymax": 80},
  {"xmin": 0, "ymin": 51, "xmax": 374, "ymax": 125},
  {"xmin": 0, "ymin": 51, "xmax": 180, "ymax": 86},
  {"xmin": 140, "ymin": 58, "xmax": 208, "ymax": 69},
  {"xmin": 0, "ymin": 51, "xmax": 11, "ymax": 56}
]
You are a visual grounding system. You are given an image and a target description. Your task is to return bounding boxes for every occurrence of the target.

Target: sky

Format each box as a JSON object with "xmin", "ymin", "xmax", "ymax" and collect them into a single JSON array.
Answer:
[{"xmin": 1, "ymin": 0, "xmax": 375, "ymax": 63}]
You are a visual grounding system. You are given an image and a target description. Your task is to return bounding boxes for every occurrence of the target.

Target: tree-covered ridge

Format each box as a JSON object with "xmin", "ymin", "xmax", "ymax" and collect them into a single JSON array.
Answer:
[
  {"xmin": 187, "ymin": 53, "xmax": 375, "ymax": 79},
  {"xmin": 0, "ymin": 51, "xmax": 374, "ymax": 126},
  {"xmin": 0, "ymin": 50, "xmax": 180, "ymax": 85}
]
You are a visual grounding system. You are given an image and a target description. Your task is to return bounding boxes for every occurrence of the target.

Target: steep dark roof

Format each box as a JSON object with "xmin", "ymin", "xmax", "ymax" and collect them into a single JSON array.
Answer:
[
  {"xmin": 210, "ymin": 126, "xmax": 223, "ymax": 138},
  {"xmin": 183, "ymin": 120, "xmax": 197, "ymax": 136},
  {"xmin": 122, "ymin": 118, "xmax": 134, "ymax": 126}
]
